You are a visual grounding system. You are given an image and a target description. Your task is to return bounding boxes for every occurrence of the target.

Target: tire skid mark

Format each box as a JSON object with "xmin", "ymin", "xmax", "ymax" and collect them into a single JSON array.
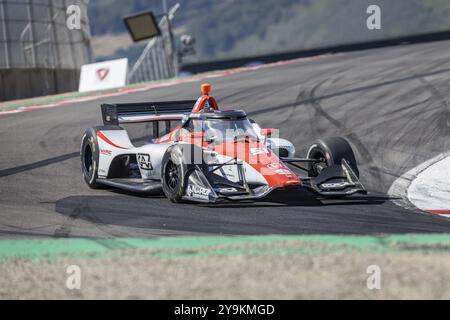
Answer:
[
  {"xmin": 390, "ymin": 72, "xmax": 450, "ymax": 184},
  {"xmin": 282, "ymin": 67, "xmax": 339, "ymax": 141},
  {"xmin": 53, "ymin": 201, "xmax": 86, "ymax": 238},
  {"xmin": 54, "ymin": 197, "xmax": 119, "ymax": 239},
  {"xmin": 416, "ymin": 76, "xmax": 450, "ymax": 137},
  {"xmin": 303, "ymin": 79, "xmax": 384, "ymax": 191},
  {"xmin": 388, "ymin": 71, "xmax": 450, "ymax": 215},
  {"xmin": 248, "ymin": 66, "xmax": 450, "ymax": 118},
  {"xmin": 85, "ymin": 212, "xmax": 125, "ymax": 240},
  {"xmin": 0, "ymin": 135, "xmax": 151, "ymax": 179}
]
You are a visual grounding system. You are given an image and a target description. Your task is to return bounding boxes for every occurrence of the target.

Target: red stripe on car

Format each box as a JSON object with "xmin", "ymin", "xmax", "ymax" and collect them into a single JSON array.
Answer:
[{"xmin": 97, "ymin": 131, "xmax": 129, "ymax": 150}]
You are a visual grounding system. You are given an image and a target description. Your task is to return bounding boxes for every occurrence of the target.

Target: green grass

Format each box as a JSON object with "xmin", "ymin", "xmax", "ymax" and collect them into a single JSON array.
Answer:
[{"xmin": 1, "ymin": 234, "xmax": 449, "ymax": 261}]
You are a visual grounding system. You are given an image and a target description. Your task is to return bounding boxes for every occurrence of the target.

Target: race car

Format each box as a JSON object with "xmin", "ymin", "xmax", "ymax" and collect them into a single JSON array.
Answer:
[{"xmin": 81, "ymin": 84, "xmax": 366, "ymax": 203}]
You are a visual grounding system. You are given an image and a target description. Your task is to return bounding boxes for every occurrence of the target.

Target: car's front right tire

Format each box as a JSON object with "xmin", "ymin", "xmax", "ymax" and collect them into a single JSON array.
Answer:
[{"xmin": 306, "ymin": 137, "xmax": 359, "ymax": 177}]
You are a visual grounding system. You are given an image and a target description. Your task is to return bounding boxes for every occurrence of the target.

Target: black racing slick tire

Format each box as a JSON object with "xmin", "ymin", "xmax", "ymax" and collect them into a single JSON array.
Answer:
[
  {"xmin": 306, "ymin": 137, "xmax": 359, "ymax": 178},
  {"xmin": 161, "ymin": 144, "xmax": 202, "ymax": 203},
  {"xmin": 161, "ymin": 146, "xmax": 188, "ymax": 203},
  {"xmin": 81, "ymin": 127, "xmax": 102, "ymax": 189},
  {"xmin": 80, "ymin": 126, "xmax": 122, "ymax": 189}
]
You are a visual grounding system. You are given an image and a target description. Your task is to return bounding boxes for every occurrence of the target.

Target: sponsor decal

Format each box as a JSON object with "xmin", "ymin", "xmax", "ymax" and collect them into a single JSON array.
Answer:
[
  {"xmin": 275, "ymin": 169, "xmax": 294, "ymax": 176},
  {"xmin": 321, "ymin": 181, "xmax": 354, "ymax": 189},
  {"xmin": 186, "ymin": 184, "xmax": 211, "ymax": 200},
  {"xmin": 218, "ymin": 187, "xmax": 238, "ymax": 194},
  {"xmin": 250, "ymin": 147, "xmax": 269, "ymax": 156},
  {"xmin": 100, "ymin": 149, "xmax": 112, "ymax": 156},
  {"xmin": 137, "ymin": 153, "xmax": 153, "ymax": 170},
  {"xmin": 96, "ymin": 68, "xmax": 110, "ymax": 81},
  {"xmin": 267, "ymin": 163, "xmax": 282, "ymax": 169}
]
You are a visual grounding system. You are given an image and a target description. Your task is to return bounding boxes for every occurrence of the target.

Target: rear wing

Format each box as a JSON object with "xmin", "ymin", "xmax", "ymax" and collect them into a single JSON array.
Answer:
[{"xmin": 101, "ymin": 100, "xmax": 196, "ymax": 126}]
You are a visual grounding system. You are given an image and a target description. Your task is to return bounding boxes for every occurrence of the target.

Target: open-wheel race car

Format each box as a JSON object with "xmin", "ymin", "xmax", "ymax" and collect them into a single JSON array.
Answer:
[{"xmin": 81, "ymin": 84, "xmax": 366, "ymax": 203}]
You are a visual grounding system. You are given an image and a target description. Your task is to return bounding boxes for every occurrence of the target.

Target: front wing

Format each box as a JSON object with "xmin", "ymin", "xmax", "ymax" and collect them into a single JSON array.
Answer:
[{"xmin": 181, "ymin": 159, "xmax": 366, "ymax": 203}]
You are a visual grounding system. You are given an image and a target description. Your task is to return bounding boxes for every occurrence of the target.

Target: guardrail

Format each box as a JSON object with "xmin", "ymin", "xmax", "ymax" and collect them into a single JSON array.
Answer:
[{"xmin": 181, "ymin": 30, "xmax": 450, "ymax": 74}]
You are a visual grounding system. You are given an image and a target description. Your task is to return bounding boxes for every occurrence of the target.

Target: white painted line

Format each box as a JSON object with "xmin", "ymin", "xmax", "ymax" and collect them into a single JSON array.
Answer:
[
  {"xmin": 408, "ymin": 156, "xmax": 450, "ymax": 212},
  {"xmin": 389, "ymin": 152, "xmax": 450, "ymax": 219}
]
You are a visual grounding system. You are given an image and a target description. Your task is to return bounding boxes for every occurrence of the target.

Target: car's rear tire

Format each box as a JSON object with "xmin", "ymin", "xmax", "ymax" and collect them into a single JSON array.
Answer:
[
  {"xmin": 161, "ymin": 146, "xmax": 188, "ymax": 203},
  {"xmin": 306, "ymin": 137, "xmax": 359, "ymax": 177},
  {"xmin": 81, "ymin": 127, "xmax": 103, "ymax": 189}
]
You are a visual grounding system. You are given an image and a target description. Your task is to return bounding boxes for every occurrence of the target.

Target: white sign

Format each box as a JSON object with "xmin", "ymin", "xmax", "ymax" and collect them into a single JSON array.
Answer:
[{"xmin": 78, "ymin": 58, "xmax": 128, "ymax": 92}]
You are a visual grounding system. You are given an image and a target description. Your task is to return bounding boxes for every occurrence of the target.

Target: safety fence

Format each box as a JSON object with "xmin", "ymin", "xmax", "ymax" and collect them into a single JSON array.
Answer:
[{"xmin": 128, "ymin": 4, "xmax": 179, "ymax": 84}]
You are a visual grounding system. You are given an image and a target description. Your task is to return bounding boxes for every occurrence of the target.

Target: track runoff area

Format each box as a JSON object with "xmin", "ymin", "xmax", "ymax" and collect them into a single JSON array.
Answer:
[{"xmin": 0, "ymin": 39, "xmax": 450, "ymax": 300}]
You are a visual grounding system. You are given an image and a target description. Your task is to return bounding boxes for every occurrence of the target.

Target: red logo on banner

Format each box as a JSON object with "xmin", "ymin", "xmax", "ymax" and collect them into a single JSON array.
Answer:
[{"xmin": 96, "ymin": 68, "xmax": 109, "ymax": 81}]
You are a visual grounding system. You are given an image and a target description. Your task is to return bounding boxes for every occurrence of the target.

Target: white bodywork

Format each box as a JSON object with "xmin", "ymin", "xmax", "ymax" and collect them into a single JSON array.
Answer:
[
  {"xmin": 252, "ymin": 122, "xmax": 296, "ymax": 158},
  {"xmin": 97, "ymin": 126, "xmax": 296, "ymax": 184},
  {"xmin": 202, "ymin": 151, "xmax": 268, "ymax": 185},
  {"xmin": 97, "ymin": 129, "xmax": 172, "ymax": 180}
]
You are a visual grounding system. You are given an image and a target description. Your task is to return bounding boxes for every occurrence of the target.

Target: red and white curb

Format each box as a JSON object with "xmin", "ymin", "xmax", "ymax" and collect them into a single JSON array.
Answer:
[
  {"xmin": 0, "ymin": 55, "xmax": 327, "ymax": 117},
  {"xmin": 389, "ymin": 152, "xmax": 450, "ymax": 219}
]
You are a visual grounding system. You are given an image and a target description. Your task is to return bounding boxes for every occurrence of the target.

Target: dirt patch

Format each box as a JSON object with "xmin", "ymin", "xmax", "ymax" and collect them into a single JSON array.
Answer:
[{"xmin": 1, "ymin": 244, "xmax": 449, "ymax": 299}]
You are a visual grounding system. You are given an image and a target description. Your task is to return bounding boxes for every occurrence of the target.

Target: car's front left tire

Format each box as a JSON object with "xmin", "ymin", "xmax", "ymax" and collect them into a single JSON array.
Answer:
[{"xmin": 161, "ymin": 146, "xmax": 188, "ymax": 203}]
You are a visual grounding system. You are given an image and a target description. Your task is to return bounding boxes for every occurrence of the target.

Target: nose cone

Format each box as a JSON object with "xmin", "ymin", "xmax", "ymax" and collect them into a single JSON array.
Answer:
[
  {"xmin": 253, "ymin": 153, "xmax": 301, "ymax": 187},
  {"xmin": 214, "ymin": 140, "xmax": 301, "ymax": 187}
]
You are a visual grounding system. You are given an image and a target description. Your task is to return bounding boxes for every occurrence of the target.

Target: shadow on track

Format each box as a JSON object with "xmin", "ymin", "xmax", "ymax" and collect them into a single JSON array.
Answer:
[
  {"xmin": 205, "ymin": 190, "xmax": 388, "ymax": 208},
  {"xmin": 54, "ymin": 192, "xmax": 442, "ymax": 236}
]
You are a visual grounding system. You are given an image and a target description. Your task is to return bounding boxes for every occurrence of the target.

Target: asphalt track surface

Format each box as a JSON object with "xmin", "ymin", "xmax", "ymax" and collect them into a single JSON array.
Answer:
[{"xmin": 1, "ymin": 41, "xmax": 450, "ymax": 238}]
